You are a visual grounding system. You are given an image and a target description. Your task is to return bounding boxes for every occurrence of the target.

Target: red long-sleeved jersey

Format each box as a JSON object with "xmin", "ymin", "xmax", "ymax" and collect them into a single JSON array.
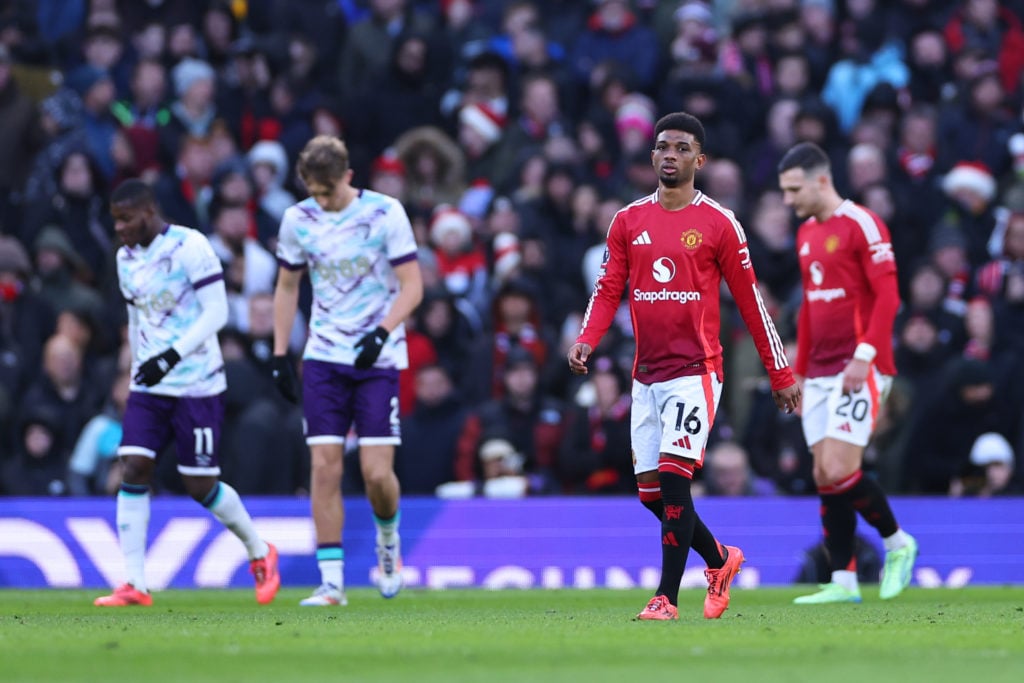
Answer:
[
  {"xmin": 794, "ymin": 199, "xmax": 900, "ymax": 378},
  {"xmin": 577, "ymin": 190, "xmax": 793, "ymax": 389}
]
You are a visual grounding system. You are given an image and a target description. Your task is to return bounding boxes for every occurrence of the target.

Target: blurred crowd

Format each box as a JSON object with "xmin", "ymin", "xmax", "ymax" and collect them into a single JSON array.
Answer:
[{"xmin": 0, "ymin": 0, "xmax": 1022, "ymax": 500}]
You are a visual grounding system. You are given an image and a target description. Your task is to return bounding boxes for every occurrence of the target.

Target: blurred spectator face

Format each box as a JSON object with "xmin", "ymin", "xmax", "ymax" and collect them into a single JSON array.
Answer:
[
  {"xmin": 571, "ymin": 185, "xmax": 599, "ymax": 228},
  {"xmin": 218, "ymin": 172, "xmax": 253, "ymax": 205},
  {"xmin": 706, "ymin": 442, "xmax": 752, "ymax": 496},
  {"xmin": 84, "ymin": 31, "xmax": 123, "ymax": 71},
  {"xmin": 444, "ymin": 0, "xmax": 474, "ymax": 27},
  {"xmin": 415, "ymin": 365, "xmax": 453, "ymax": 407},
  {"xmin": 35, "ymin": 246, "xmax": 65, "ymax": 278},
  {"xmin": 24, "ymin": 423, "xmax": 55, "ymax": 459},
  {"xmin": 767, "ymin": 99, "xmax": 799, "ymax": 147},
  {"xmin": 132, "ymin": 22, "xmax": 166, "ymax": 60},
  {"xmin": 544, "ymin": 169, "xmax": 574, "ymax": 205},
  {"xmin": 487, "ymin": 198, "xmax": 520, "ymax": 236},
  {"xmin": 596, "ymin": 0, "xmax": 631, "ymax": 31},
  {"xmin": 775, "ymin": 54, "xmax": 810, "ymax": 96},
  {"xmin": 518, "ymin": 154, "xmax": 547, "ymax": 198},
  {"xmin": 269, "ymin": 78, "xmax": 296, "ymax": 117},
  {"xmin": 850, "ymin": 120, "xmax": 888, "ymax": 151},
  {"xmin": 44, "ymin": 334, "xmax": 83, "ymax": 387},
  {"xmin": 168, "ymin": 23, "xmax": 200, "ymax": 61},
  {"xmin": 964, "ymin": 297, "xmax": 994, "ymax": 340},
  {"xmin": 372, "ymin": 0, "xmax": 405, "ymax": 19},
  {"xmin": 503, "ymin": 2, "xmax": 540, "ymax": 37},
  {"xmin": 752, "ymin": 191, "xmax": 793, "ymax": 249},
  {"xmin": 900, "ymin": 314, "xmax": 938, "ymax": 353},
  {"xmin": 861, "ymin": 184, "xmax": 895, "ymax": 223},
  {"xmin": 965, "ymin": 0, "xmax": 998, "ymax": 27},
  {"xmin": 794, "ymin": 114, "xmax": 826, "ymax": 144},
  {"xmin": 180, "ymin": 138, "xmax": 215, "ymax": 184},
  {"xmin": 84, "ymin": 77, "xmax": 116, "ymax": 112},
  {"xmin": 909, "ymin": 264, "xmax": 944, "ymax": 308},
  {"xmin": 56, "ymin": 310, "xmax": 92, "ymax": 350},
  {"xmin": 960, "ymin": 379, "xmax": 993, "ymax": 405},
  {"xmin": 465, "ymin": 63, "xmax": 506, "ymax": 105},
  {"xmin": 933, "ymin": 242, "xmax": 968, "ymax": 279},
  {"xmin": 704, "ymin": 159, "xmax": 743, "ymax": 202},
  {"xmin": 801, "ymin": 3, "xmax": 834, "ymax": 42},
  {"xmin": 371, "ymin": 168, "xmax": 406, "ymax": 200},
  {"xmin": 248, "ymin": 293, "xmax": 275, "ymax": 338},
  {"xmin": 735, "ymin": 23, "xmax": 767, "ymax": 57},
  {"xmin": 521, "ymin": 77, "xmax": 558, "ymax": 126},
  {"xmin": 1005, "ymin": 214, "xmax": 1024, "ymax": 259},
  {"xmin": 312, "ymin": 107, "xmax": 342, "ymax": 137},
  {"xmin": 970, "ymin": 73, "xmax": 1004, "ymax": 113},
  {"xmin": 61, "ymin": 152, "xmax": 95, "ymax": 197},
  {"xmin": 182, "ymin": 73, "xmax": 215, "ymax": 109},
  {"xmin": 208, "ymin": 124, "xmax": 238, "ymax": 167},
  {"xmin": 504, "ymin": 360, "xmax": 538, "ymax": 400},
  {"xmin": 847, "ymin": 144, "xmax": 886, "ymax": 193},
  {"xmin": 513, "ymin": 25, "xmax": 548, "ymax": 68},
  {"xmin": 497, "ymin": 291, "xmax": 532, "ymax": 326},
  {"xmin": 900, "ymin": 111, "xmax": 936, "ymax": 153},
  {"xmin": 132, "ymin": 60, "xmax": 167, "ymax": 108},
  {"xmin": 772, "ymin": 20, "xmax": 804, "ymax": 53},
  {"xmin": 421, "ymin": 297, "xmax": 453, "ymax": 337},
  {"xmin": 203, "ymin": 6, "xmax": 235, "ymax": 54},
  {"xmin": 395, "ymin": 36, "xmax": 428, "ymax": 78},
  {"xmin": 214, "ymin": 205, "xmax": 250, "ymax": 248},
  {"xmin": 596, "ymin": 198, "xmax": 625, "ymax": 231},
  {"xmin": 910, "ymin": 30, "xmax": 946, "ymax": 69}
]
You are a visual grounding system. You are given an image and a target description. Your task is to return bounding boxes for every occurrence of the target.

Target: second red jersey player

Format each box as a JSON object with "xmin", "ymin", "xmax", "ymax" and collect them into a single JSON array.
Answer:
[{"xmin": 793, "ymin": 199, "xmax": 899, "ymax": 379}]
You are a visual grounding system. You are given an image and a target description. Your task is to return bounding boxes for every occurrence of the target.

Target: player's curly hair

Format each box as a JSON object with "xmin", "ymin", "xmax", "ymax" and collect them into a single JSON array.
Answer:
[
  {"xmin": 654, "ymin": 112, "xmax": 705, "ymax": 149},
  {"xmin": 297, "ymin": 135, "xmax": 350, "ymax": 188}
]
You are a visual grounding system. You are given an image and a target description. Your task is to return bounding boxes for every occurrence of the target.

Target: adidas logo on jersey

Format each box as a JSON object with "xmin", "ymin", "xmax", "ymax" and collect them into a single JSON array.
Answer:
[
  {"xmin": 672, "ymin": 436, "xmax": 692, "ymax": 449},
  {"xmin": 632, "ymin": 230, "xmax": 652, "ymax": 245},
  {"xmin": 837, "ymin": 422, "xmax": 852, "ymax": 433},
  {"xmin": 799, "ymin": 242, "xmax": 810, "ymax": 256}
]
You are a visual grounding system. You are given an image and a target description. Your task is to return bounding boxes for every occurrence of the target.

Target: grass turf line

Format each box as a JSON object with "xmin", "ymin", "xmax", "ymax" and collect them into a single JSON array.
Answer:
[{"xmin": 1, "ymin": 587, "xmax": 1022, "ymax": 682}]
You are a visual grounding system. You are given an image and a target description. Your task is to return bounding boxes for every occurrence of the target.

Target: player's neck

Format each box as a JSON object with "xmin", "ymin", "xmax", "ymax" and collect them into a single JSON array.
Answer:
[
  {"xmin": 813, "ymin": 194, "xmax": 845, "ymax": 223},
  {"xmin": 656, "ymin": 184, "xmax": 697, "ymax": 211}
]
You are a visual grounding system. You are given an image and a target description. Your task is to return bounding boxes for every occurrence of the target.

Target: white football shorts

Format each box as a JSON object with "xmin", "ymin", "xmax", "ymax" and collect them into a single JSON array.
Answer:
[
  {"xmin": 631, "ymin": 373, "xmax": 722, "ymax": 474},
  {"xmin": 801, "ymin": 369, "xmax": 893, "ymax": 448}
]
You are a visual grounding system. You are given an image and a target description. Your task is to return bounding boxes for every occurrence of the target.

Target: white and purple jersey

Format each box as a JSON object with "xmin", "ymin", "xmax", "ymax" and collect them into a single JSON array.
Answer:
[
  {"xmin": 276, "ymin": 190, "xmax": 418, "ymax": 369},
  {"xmin": 118, "ymin": 224, "xmax": 226, "ymax": 397}
]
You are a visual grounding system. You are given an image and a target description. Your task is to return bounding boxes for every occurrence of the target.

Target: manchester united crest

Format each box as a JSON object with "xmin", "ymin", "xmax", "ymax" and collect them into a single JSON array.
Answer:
[
  {"xmin": 681, "ymin": 228, "xmax": 703, "ymax": 249},
  {"xmin": 825, "ymin": 235, "xmax": 841, "ymax": 253}
]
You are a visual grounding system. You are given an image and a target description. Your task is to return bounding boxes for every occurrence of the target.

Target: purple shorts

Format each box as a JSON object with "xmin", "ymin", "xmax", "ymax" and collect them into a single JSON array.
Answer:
[
  {"xmin": 119, "ymin": 391, "xmax": 224, "ymax": 476},
  {"xmin": 302, "ymin": 359, "xmax": 401, "ymax": 446}
]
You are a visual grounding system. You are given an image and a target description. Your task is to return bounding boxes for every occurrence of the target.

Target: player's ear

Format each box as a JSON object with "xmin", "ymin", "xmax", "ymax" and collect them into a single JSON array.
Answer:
[{"xmin": 695, "ymin": 153, "xmax": 707, "ymax": 169}]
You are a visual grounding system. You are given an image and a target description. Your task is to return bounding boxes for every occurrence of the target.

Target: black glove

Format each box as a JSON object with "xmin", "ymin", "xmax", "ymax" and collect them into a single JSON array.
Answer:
[
  {"xmin": 271, "ymin": 355, "xmax": 300, "ymax": 403},
  {"xmin": 353, "ymin": 326, "xmax": 389, "ymax": 370},
  {"xmin": 134, "ymin": 348, "xmax": 181, "ymax": 387}
]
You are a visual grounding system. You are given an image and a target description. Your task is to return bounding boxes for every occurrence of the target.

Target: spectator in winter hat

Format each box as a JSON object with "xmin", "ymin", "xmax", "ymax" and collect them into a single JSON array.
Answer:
[
  {"xmin": 430, "ymin": 206, "xmax": 489, "ymax": 315},
  {"xmin": 247, "ymin": 139, "xmax": 296, "ymax": 224},
  {"xmin": 369, "ymin": 147, "xmax": 408, "ymax": 203}
]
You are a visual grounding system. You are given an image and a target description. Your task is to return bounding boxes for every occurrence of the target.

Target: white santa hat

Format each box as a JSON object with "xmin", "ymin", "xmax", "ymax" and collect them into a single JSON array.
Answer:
[
  {"xmin": 969, "ymin": 432, "xmax": 1015, "ymax": 467},
  {"xmin": 430, "ymin": 206, "xmax": 472, "ymax": 247},
  {"xmin": 492, "ymin": 231, "xmax": 521, "ymax": 282},
  {"xmin": 942, "ymin": 161, "xmax": 997, "ymax": 202},
  {"xmin": 459, "ymin": 103, "xmax": 506, "ymax": 145}
]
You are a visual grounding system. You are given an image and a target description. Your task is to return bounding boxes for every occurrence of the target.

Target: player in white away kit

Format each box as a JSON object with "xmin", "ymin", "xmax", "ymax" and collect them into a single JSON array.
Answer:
[
  {"xmin": 272, "ymin": 135, "xmax": 423, "ymax": 606},
  {"xmin": 95, "ymin": 179, "xmax": 279, "ymax": 607},
  {"xmin": 569, "ymin": 113, "xmax": 801, "ymax": 621},
  {"xmin": 778, "ymin": 142, "xmax": 918, "ymax": 605}
]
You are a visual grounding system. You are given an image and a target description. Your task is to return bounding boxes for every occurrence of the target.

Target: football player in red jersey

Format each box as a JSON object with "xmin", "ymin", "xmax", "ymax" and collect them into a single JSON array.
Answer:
[
  {"xmin": 778, "ymin": 142, "xmax": 918, "ymax": 605},
  {"xmin": 568, "ymin": 112, "xmax": 801, "ymax": 620}
]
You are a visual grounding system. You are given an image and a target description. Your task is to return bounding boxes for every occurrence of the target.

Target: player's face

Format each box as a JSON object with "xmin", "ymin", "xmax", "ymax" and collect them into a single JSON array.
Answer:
[
  {"xmin": 652, "ymin": 131, "xmax": 705, "ymax": 189},
  {"xmin": 778, "ymin": 167, "xmax": 822, "ymax": 219},
  {"xmin": 112, "ymin": 200, "xmax": 159, "ymax": 247},
  {"xmin": 305, "ymin": 172, "xmax": 353, "ymax": 212}
]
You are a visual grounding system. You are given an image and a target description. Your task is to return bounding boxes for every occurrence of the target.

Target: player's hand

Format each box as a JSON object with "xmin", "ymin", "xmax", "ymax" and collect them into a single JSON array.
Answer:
[
  {"xmin": 567, "ymin": 342, "xmax": 592, "ymax": 375},
  {"xmin": 842, "ymin": 359, "xmax": 870, "ymax": 394},
  {"xmin": 772, "ymin": 381, "xmax": 801, "ymax": 415},
  {"xmin": 271, "ymin": 355, "xmax": 300, "ymax": 403},
  {"xmin": 353, "ymin": 326, "xmax": 389, "ymax": 370},
  {"xmin": 134, "ymin": 348, "xmax": 181, "ymax": 387}
]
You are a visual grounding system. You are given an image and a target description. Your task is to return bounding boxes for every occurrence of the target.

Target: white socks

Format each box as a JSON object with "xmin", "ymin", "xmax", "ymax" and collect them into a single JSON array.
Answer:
[
  {"xmin": 204, "ymin": 482, "xmax": 269, "ymax": 560},
  {"xmin": 116, "ymin": 486, "xmax": 150, "ymax": 592}
]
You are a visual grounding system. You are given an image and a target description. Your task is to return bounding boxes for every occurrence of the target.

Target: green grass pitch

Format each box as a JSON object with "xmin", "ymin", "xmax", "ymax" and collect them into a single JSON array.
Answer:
[{"xmin": 1, "ymin": 587, "xmax": 1022, "ymax": 682}]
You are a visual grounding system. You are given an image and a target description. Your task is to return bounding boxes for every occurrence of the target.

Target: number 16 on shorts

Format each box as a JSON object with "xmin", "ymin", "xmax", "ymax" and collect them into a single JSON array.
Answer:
[{"xmin": 631, "ymin": 374, "xmax": 722, "ymax": 472}]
